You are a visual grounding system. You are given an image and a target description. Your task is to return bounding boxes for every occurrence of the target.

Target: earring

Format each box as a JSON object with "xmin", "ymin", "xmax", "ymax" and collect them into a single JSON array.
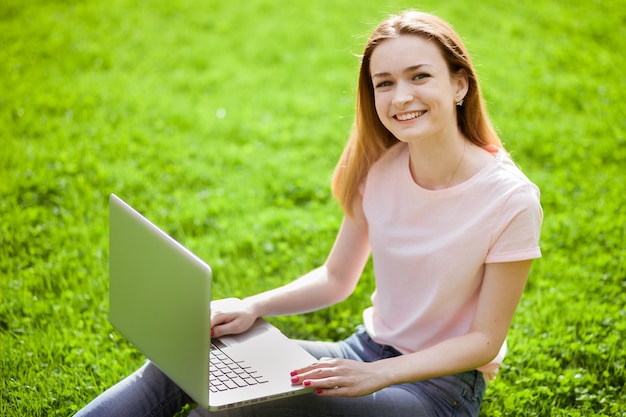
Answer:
[{"xmin": 456, "ymin": 98, "xmax": 464, "ymax": 107}]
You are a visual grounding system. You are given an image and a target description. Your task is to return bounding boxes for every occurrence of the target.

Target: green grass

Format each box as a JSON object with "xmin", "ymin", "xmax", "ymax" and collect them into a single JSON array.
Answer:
[{"xmin": 1, "ymin": 0, "xmax": 625, "ymax": 415}]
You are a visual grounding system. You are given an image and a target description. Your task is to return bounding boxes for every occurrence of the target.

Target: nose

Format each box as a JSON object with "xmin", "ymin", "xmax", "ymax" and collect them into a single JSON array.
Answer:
[{"xmin": 392, "ymin": 81, "xmax": 413, "ymax": 108}]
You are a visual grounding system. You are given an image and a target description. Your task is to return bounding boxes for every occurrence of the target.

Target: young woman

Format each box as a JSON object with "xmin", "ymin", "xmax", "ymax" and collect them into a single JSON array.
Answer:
[{"xmin": 76, "ymin": 10, "xmax": 542, "ymax": 417}]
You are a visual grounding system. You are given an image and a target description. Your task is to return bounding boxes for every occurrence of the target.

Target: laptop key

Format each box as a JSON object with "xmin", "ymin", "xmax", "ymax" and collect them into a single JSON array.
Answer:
[
  {"xmin": 210, "ymin": 343, "xmax": 267, "ymax": 391},
  {"xmin": 232, "ymin": 377, "xmax": 249, "ymax": 388}
]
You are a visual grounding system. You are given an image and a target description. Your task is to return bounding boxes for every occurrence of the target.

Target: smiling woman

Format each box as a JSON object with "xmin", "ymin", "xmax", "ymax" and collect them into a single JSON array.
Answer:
[
  {"xmin": 371, "ymin": 38, "xmax": 463, "ymax": 125},
  {"xmin": 3, "ymin": 0, "xmax": 625, "ymax": 415},
  {"xmin": 331, "ymin": 11, "xmax": 503, "ymax": 214},
  {"xmin": 74, "ymin": 9, "xmax": 542, "ymax": 417},
  {"xmin": 369, "ymin": 35, "xmax": 474, "ymax": 189}
]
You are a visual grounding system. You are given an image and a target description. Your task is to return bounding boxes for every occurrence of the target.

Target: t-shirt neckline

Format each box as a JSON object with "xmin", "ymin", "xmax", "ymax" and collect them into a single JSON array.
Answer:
[{"xmin": 401, "ymin": 144, "xmax": 502, "ymax": 198}]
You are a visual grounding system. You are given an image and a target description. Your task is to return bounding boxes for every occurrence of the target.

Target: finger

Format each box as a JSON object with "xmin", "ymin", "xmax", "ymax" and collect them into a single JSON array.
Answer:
[
  {"xmin": 292, "ymin": 367, "xmax": 330, "ymax": 383},
  {"xmin": 210, "ymin": 310, "xmax": 237, "ymax": 324},
  {"xmin": 314, "ymin": 386, "xmax": 350, "ymax": 397},
  {"xmin": 211, "ymin": 316, "xmax": 253, "ymax": 337},
  {"xmin": 292, "ymin": 357, "xmax": 338, "ymax": 375},
  {"xmin": 211, "ymin": 320, "xmax": 237, "ymax": 337},
  {"xmin": 300, "ymin": 375, "xmax": 345, "ymax": 394},
  {"xmin": 298, "ymin": 372, "xmax": 344, "ymax": 391}
]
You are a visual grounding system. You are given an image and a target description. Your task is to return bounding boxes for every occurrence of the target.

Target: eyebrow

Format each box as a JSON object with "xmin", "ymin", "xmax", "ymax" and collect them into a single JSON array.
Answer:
[{"xmin": 371, "ymin": 64, "xmax": 430, "ymax": 79}]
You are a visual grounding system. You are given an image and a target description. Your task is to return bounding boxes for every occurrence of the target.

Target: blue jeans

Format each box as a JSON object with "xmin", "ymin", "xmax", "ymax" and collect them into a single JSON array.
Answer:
[{"xmin": 74, "ymin": 326, "xmax": 485, "ymax": 417}]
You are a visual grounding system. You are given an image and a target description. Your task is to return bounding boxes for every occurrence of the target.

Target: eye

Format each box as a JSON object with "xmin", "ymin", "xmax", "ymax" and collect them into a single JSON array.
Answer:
[
  {"xmin": 374, "ymin": 80, "xmax": 393, "ymax": 89},
  {"xmin": 412, "ymin": 73, "xmax": 430, "ymax": 81}
]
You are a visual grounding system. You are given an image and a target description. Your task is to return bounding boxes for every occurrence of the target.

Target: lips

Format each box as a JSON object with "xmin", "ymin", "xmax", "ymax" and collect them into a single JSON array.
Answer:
[{"xmin": 395, "ymin": 111, "xmax": 426, "ymax": 121}]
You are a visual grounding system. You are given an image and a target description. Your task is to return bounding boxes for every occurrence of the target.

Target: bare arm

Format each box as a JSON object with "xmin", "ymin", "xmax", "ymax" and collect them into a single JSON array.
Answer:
[
  {"xmin": 211, "ymin": 203, "xmax": 371, "ymax": 337},
  {"xmin": 294, "ymin": 259, "xmax": 533, "ymax": 396}
]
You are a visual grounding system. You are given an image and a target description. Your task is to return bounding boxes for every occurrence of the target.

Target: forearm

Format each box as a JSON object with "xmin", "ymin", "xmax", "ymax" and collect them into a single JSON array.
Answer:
[
  {"xmin": 243, "ymin": 264, "xmax": 354, "ymax": 318},
  {"xmin": 292, "ymin": 262, "xmax": 531, "ymax": 397},
  {"xmin": 291, "ymin": 330, "xmax": 501, "ymax": 397},
  {"xmin": 374, "ymin": 331, "xmax": 499, "ymax": 386},
  {"xmin": 212, "ymin": 215, "xmax": 370, "ymax": 337}
]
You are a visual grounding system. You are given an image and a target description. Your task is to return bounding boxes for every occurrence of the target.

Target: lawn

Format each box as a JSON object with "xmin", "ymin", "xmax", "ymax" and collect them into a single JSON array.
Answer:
[{"xmin": 1, "ymin": 0, "xmax": 625, "ymax": 415}]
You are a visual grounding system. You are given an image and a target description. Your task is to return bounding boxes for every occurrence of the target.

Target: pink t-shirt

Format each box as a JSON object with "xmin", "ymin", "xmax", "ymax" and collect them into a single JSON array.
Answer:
[{"xmin": 361, "ymin": 142, "xmax": 542, "ymax": 375}]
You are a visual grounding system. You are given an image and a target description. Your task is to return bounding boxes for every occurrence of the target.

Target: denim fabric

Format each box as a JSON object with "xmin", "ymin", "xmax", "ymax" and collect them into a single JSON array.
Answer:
[
  {"xmin": 74, "ymin": 360, "xmax": 192, "ymax": 417},
  {"xmin": 75, "ymin": 326, "xmax": 485, "ymax": 417}
]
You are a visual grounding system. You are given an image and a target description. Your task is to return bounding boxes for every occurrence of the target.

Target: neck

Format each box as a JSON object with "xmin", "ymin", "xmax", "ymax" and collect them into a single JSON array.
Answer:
[{"xmin": 408, "ymin": 135, "xmax": 468, "ymax": 190}]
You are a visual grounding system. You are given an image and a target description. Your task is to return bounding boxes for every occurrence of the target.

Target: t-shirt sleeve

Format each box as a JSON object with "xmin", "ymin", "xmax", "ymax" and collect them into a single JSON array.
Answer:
[{"xmin": 485, "ymin": 184, "xmax": 543, "ymax": 263}]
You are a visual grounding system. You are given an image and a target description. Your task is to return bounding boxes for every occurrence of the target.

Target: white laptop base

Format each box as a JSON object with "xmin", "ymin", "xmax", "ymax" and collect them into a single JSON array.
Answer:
[
  {"xmin": 210, "ymin": 318, "xmax": 316, "ymax": 410},
  {"xmin": 108, "ymin": 194, "xmax": 315, "ymax": 411}
]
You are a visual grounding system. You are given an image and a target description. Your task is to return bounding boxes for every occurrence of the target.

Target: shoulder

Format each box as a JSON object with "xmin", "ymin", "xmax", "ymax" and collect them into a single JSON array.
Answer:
[
  {"xmin": 465, "ymin": 149, "xmax": 542, "ymax": 223},
  {"xmin": 489, "ymin": 151, "xmax": 543, "ymax": 223},
  {"xmin": 488, "ymin": 150, "xmax": 540, "ymax": 197}
]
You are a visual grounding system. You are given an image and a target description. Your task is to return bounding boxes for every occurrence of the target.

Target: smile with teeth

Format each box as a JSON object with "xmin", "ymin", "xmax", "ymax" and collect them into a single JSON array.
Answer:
[{"xmin": 395, "ymin": 111, "xmax": 426, "ymax": 121}]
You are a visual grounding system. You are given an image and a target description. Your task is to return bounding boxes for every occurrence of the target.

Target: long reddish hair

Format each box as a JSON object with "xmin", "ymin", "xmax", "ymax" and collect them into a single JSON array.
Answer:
[{"xmin": 332, "ymin": 11, "xmax": 503, "ymax": 216}]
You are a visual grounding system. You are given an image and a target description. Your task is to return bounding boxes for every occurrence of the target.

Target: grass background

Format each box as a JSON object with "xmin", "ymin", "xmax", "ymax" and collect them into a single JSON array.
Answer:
[{"xmin": 1, "ymin": 0, "xmax": 625, "ymax": 415}]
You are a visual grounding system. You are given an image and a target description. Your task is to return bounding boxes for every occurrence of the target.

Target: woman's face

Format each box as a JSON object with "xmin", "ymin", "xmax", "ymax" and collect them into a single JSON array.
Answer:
[{"xmin": 369, "ymin": 35, "xmax": 467, "ymax": 144}]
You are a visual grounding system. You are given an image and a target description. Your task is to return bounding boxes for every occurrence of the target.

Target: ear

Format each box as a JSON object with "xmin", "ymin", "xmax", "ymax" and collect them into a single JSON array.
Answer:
[{"xmin": 453, "ymin": 69, "xmax": 469, "ymax": 103}]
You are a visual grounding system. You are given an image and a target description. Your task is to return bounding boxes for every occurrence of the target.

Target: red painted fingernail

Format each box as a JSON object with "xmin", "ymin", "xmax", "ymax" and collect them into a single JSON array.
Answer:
[
  {"xmin": 290, "ymin": 370, "xmax": 298, "ymax": 377},
  {"xmin": 315, "ymin": 389, "xmax": 323, "ymax": 394},
  {"xmin": 291, "ymin": 376, "xmax": 299, "ymax": 383},
  {"xmin": 210, "ymin": 329, "xmax": 215, "ymax": 337},
  {"xmin": 303, "ymin": 380, "xmax": 311, "ymax": 387}
]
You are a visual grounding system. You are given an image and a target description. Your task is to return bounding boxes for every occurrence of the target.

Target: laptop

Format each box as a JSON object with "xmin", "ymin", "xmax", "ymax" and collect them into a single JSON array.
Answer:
[{"xmin": 108, "ymin": 193, "xmax": 316, "ymax": 411}]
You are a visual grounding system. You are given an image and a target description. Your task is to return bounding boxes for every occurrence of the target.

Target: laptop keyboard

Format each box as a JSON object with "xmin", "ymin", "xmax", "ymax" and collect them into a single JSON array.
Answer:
[{"xmin": 209, "ymin": 342, "xmax": 269, "ymax": 393}]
